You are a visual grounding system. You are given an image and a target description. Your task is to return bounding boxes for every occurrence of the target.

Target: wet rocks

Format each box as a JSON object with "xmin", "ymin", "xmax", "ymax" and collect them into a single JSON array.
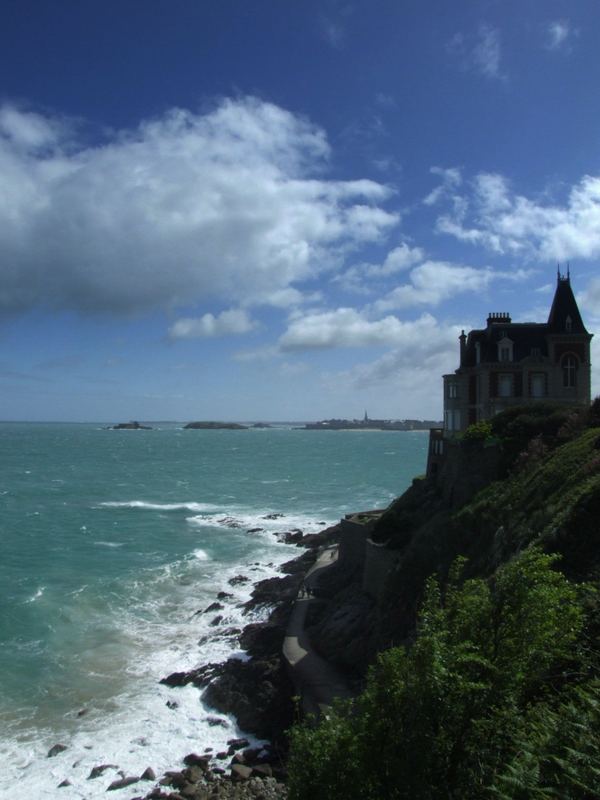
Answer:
[
  {"xmin": 107, "ymin": 775, "xmax": 140, "ymax": 791},
  {"xmin": 88, "ymin": 764, "xmax": 118, "ymax": 779},
  {"xmin": 47, "ymin": 743, "xmax": 68, "ymax": 758}
]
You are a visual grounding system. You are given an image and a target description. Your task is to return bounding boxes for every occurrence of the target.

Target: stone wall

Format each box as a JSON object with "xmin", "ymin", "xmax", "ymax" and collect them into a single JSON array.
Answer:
[
  {"xmin": 435, "ymin": 437, "xmax": 502, "ymax": 508},
  {"xmin": 362, "ymin": 538, "xmax": 401, "ymax": 601}
]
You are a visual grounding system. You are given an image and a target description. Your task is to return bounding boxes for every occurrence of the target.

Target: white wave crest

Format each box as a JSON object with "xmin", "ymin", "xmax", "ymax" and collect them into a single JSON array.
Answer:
[
  {"xmin": 97, "ymin": 500, "xmax": 220, "ymax": 513},
  {"xmin": 24, "ymin": 587, "xmax": 45, "ymax": 604}
]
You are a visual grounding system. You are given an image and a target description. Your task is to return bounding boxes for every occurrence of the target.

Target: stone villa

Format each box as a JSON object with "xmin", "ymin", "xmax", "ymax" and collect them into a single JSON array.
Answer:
[
  {"xmin": 425, "ymin": 270, "xmax": 593, "ymax": 478},
  {"xmin": 442, "ymin": 270, "xmax": 592, "ymax": 434}
]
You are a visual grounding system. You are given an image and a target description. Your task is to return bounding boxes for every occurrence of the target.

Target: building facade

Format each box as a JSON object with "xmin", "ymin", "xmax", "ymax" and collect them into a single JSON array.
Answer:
[{"xmin": 442, "ymin": 272, "xmax": 593, "ymax": 435}]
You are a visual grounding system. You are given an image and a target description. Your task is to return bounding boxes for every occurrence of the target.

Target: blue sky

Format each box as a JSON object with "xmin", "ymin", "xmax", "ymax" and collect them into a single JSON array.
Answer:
[{"xmin": 0, "ymin": 0, "xmax": 599, "ymax": 422}]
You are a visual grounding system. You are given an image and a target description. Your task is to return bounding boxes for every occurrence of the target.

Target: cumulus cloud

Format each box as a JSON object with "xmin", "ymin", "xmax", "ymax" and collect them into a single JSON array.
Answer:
[
  {"xmin": 168, "ymin": 309, "xmax": 256, "ymax": 339},
  {"xmin": 336, "ymin": 242, "xmax": 425, "ymax": 292},
  {"xmin": 436, "ymin": 172, "xmax": 600, "ymax": 261},
  {"xmin": 0, "ymin": 98, "xmax": 398, "ymax": 318},
  {"xmin": 278, "ymin": 307, "xmax": 440, "ymax": 350},
  {"xmin": 447, "ymin": 25, "xmax": 505, "ymax": 80},
  {"xmin": 373, "ymin": 261, "xmax": 498, "ymax": 311}
]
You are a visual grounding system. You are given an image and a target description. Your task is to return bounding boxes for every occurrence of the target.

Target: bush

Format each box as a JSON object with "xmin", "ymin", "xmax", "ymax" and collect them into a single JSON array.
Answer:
[{"xmin": 288, "ymin": 549, "xmax": 588, "ymax": 800}]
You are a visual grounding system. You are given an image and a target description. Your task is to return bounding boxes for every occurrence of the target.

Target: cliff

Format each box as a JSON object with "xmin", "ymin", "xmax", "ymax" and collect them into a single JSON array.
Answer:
[
  {"xmin": 304, "ymin": 401, "xmax": 600, "ymax": 680},
  {"xmin": 287, "ymin": 400, "xmax": 600, "ymax": 799}
]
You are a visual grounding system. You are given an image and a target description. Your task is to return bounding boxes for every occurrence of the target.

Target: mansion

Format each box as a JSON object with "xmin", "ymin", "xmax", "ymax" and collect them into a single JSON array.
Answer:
[{"xmin": 443, "ymin": 271, "xmax": 592, "ymax": 434}]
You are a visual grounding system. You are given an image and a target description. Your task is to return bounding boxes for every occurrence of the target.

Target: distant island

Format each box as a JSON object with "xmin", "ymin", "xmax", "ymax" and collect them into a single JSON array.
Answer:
[
  {"xmin": 108, "ymin": 421, "xmax": 152, "ymax": 430},
  {"xmin": 301, "ymin": 413, "xmax": 441, "ymax": 431},
  {"xmin": 184, "ymin": 421, "xmax": 248, "ymax": 430}
]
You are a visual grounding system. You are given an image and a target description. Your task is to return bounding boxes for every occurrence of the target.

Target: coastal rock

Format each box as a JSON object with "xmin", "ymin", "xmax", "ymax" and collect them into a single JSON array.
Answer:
[
  {"xmin": 141, "ymin": 767, "xmax": 157, "ymax": 781},
  {"xmin": 276, "ymin": 530, "xmax": 304, "ymax": 544},
  {"xmin": 239, "ymin": 622, "xmax": 285, "ymax": 659},
  {"xmin": 244, "ymin": 573, "xmax": 303, "ymax": 609},
  {"xmin": 88, "ymin": 764, "xmax": 118, "ymax": 779},
  {"xmin": 280, "ymin": 550, "xmax": 316, "ymax": 575},
  {"xmin": 183, "ymin": 753, "xmax": 211, "ymax": 770},
  {"xmin": 227, "ymin": 738, "xmax": 250, "ymax": 750},
  {"xmin": 58, "ymin": 779, "xmax": 71, "ymax": 788},
  {"xmin": 47, "ymin": 743, "xmax": 67, "ymax": 758},
  {"xmin": 217, "ymin": 591, "xmax": 233, "ymax": 600},
  {"xmin": 228, "ymin": 575, "xmax": 250, "ymax": 586},
  {"xmin": 107, "ymin": 775, "xmax": 140, "ymax": 790},
  {"xmin": 230, "ymin": 764, "xmax": 253, "ymax": 781},
  {"xmin": 203, "ymin": 601, "xmax": 224, "ymax": 613},
  {"xmin": 206, "ymin": 716, "xmax": 229, "ymax": 727},
  {"xmin": 202, "ymin": 656, "xmax": 294, "ymax": 743}
]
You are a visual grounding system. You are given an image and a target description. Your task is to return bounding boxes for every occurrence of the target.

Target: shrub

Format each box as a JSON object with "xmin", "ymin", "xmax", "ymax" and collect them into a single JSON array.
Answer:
[{"xmin": 288, "ymin": 549, "xmax": 586, "ymax": 800}]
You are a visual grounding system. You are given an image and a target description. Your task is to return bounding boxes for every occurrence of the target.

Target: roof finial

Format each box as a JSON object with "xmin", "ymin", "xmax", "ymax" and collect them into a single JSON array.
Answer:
[
  {"xmin": 557, "ymin": 262, "xmax": 560, "ymax": 281},
  {"xmin": 567, "ymin": 262, "xmax": 570, "ymax": 280}
]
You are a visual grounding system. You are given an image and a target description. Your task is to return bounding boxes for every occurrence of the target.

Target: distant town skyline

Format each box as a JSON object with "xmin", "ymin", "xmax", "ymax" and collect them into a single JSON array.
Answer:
[{"xmin": 0, "ymin": 0, "xmax": 599, "ymax": 422}]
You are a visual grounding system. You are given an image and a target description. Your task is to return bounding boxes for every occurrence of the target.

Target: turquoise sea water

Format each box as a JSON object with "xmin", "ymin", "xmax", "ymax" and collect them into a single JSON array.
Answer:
[{"xmin": 0, "ymin": 422, "xmax": 427, "ymax": 798}]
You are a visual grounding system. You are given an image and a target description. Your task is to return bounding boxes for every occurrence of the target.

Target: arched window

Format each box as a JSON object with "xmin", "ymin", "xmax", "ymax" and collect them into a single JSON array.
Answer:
[{"xmin": 562, "ymin": 354, "xmax": 577, "ymax": 388}]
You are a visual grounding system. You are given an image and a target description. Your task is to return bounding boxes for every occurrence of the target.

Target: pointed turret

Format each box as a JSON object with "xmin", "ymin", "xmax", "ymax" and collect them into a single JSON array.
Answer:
[{"xmin": 547, "ymin": 272, "xmax": 589, "ymax": 334}]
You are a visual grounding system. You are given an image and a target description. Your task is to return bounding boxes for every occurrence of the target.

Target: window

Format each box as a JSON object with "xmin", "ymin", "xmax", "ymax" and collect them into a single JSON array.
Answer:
[
  {"xmin": 562, "ymin": 355, "xmax": 577, "ymax": 388},
  {"xmin": 475, "ymin": 342, "xmax": 481, "ymax": 364},
  {"xmin": 448, "ymin": 382, "xmax": 458, "ymax": 399},
  {"xmin": 497, "ymin": 336, "xmax": 513, "ymax": 363},
  {"xmin": 531, "ymin": 347, "xmax": 540, "ymax": 358},
  {"xmin": 565, "ymin": 315, "xmax": 572, "ymax": 332},
  {"xmin": 530, "ymin": 373, "xmax": 546, "ymax": 398},
  {"xmin": 498, "ymin": 374, "xmax": 512, "ymax": 397}
]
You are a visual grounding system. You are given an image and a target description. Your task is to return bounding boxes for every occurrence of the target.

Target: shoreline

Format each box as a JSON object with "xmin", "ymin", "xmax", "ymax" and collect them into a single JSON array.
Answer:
[{"xmin": 20, "ymin": 520, "xmax": 339, "ymax": 799}]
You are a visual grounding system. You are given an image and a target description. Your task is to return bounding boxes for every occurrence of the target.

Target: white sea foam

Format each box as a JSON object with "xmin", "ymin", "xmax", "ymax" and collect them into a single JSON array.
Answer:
[
  {"xmin": 24, "ymin": 587, "xmax": 45, "ymax": 604},
  {"xmin": 186, "ymin": 507, "xmax": 331, "ymax": 537},
  {"xmin": 192, "ymin": 548, "xmax": 209, "ymax": 560},
  {"xmin": 98, "ymin": 500, "xmax": 221, "ymax": 513},
  {"xmin": 94, "ymin": 541, "xmax": 125, "ymax": 548},
  {"xmin": 0, "ymin": 534, "xmax": 299, "ymax": 800}
]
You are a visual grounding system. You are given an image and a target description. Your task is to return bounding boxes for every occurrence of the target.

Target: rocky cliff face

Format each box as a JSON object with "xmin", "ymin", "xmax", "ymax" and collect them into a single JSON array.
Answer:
[{"xmin": 306, "ymin": 403, "xmax": 600, "ymax": 681}]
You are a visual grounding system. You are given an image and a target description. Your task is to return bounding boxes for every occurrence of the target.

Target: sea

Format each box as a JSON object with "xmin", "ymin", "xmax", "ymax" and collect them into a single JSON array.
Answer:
[{"xmin": 0, "ymin": 422, "xmax": 428, "ymax": 798}]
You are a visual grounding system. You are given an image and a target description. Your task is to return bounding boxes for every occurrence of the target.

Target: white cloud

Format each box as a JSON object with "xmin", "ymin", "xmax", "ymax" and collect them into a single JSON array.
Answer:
[
  {"xmin": 436, "ymin": 172, "xmax": 600, "ymax": 261},
  {"xmin": 0, "ymin": 106, "xmax": 67, "ymax": 151},
  {"xmin": 544, "ymin": 20, "xmax": 577, "ymax": 52},
  {"xmin": 423, "ymin": 166, "xmax": 462, "ymax": 206},
  {"xmin": 580, "ymin": 277, "xmax": 600, "ymax": 314},
  {"xmin": 323, "ymin": 316, "xmax": 463, "ymax": 418},
  {"xmin": 473, "ymin": 24, "xmax": 503, "ymax": 79},
  {"xmin": 168, "ymin": 309, "xmax": 256, "ymax": 340},
  {"xmin": 0, "ymin": 98, "xmax": 399, "ymax": 318},
  {"xmin": 447, "ymin": 25, "xmax": 505, "ymax": 80},
  {"xmin": 373, "ymin": 261, "xmax": 496, "ymax": 311},
  {"xmin": 278, "ymin": 307, "xmax": 439, "ymax": 350},
  {"xmin": 335, "ymin": 242, "xmax": 425, "ymax": 293}
]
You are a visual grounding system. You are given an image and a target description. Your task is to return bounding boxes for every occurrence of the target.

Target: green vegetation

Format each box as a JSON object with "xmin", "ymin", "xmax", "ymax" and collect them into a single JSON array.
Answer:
[{"xmin": 288, "ymin": 550, "xmax": 598, "ymax": 799}]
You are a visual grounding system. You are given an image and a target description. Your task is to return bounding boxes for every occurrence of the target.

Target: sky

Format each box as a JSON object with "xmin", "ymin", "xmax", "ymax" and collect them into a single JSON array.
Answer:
[{"xmin": 0, "ymin": 0, "xmax": 599, "ymax": 422}]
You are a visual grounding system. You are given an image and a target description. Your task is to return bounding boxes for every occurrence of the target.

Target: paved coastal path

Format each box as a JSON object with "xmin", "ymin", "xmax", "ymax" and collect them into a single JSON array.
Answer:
[{"xmin": 283, "ymin": 545, "xmax": 354, "ymax": 717}]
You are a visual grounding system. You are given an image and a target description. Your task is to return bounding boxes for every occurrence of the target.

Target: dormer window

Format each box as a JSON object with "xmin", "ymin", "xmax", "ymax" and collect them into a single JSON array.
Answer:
[
  {"xmin": 475, "ymin": 341, "xmax": 481, "ymax": 364},
  {"xmin": 497, "ymin": 336, "xmax": 514, "ymax": 363},
  {"xmin": 565, "ymin": 315, "xmax": 572, "ymax": 332}
]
